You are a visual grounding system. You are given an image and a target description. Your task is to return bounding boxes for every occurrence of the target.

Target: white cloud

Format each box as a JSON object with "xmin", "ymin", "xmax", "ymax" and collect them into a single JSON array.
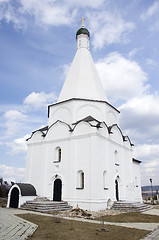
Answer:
[
  {"xmin": 128, "ymin": 48, "xmax": 142, "ymax": 58},
  {"xmin": 3, "ymin": 110, "xmax": 27, "ymax": 137},
  {"xmin": 0, "ymin": 0, "xmax": 9, "ymax": 4},
  {"xmin": 140, "ymin": 2, "xmax": 159, "ymax": 32},
  {"xmin": 24, "ymin": 91, "xmax": 57, "ymax": 109},
  {"xmin": 150, "ymin": 20, "xmax": 159, "ymax": 32},
  {"xmin": 19, "ymin": 0, "xmax": 77, "ymax": 27},
  {"xmin": 1, "ymin": 91, "xmax": 52, "ymax": 142},
  {"xmin": 95, "ymin": 51, "xmax": 159, "ymax": 186},
  {"xmin": 4, "ymin": 110, "xmax": 26, "ymax": 120},
  {"xmin": 87, "ymin": 11, "xmax": 135, "ymax": 49},
  {"xmin": 144, "ymin": 160, "xmax": 159, "ymax": 169},
  {"xmin": 119, "ymin": 94, "xmax": 159, "ymax": 143},
  {"xmin": 133, "ymin": 144, "xmax": 159, "ymax": 185},
  {"xmin": 0, "ymin": 0, "xmax": 77, "ymax": 29},
  {"xmin": 0, "ymin": 0, "xmax": 105, "ymax": 32},
  {"xmin": 0, "ymin": 164, "xmax": 25, "ymax": 183},
  {"xmin": 6, "ymin": 134, "xmax": 30, "ymax": 154},
  {"xmin": 146, "ymin": 58, "xmax": 157, "ymax": 67},
  {"xmin": 62, "ymin": 63, "xmax": 71, "ymax": 79},
  {"xmin": 96, "ymin": 52, "xmax": 149, "ymax": 102},
  {"xmin": 64, "ymin": 0, "xmax": 104, "ymax": 8},
  {"xmin": 141, "ymin": 1, "xmax": 159, "ymax": 21},
  {"xmin": 134, "ymin": 144, "xmax": 159, "ymax": 160},
  {"xmin": 120, "ymin": 94, "xmax": 159, "ymax": 117},
  {"xmin": 0, "ymin": 0, "xmax": 26, "ymax": 29}
]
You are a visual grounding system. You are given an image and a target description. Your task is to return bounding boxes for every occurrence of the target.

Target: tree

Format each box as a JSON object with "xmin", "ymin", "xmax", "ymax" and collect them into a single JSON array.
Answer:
[
  {"xmin": 0, "ymin": 178, "xmax": 10, "ymax": 198},
  {"xmin": 0, "ymin": 178, "xmax": 3, "ymax": 185}
]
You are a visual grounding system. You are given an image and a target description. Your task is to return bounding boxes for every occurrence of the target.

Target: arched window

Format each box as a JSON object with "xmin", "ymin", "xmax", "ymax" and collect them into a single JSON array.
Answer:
[
  {"xmin": 103, "ymin": 171, "xmax": 108, "ymax": 189},
  {"xmin": 76, "ymin": 170, "xmax": 84, "ymax": 189},
  {"xmin": 54, "ymin": 147, "xmax": 61, "ymax": 162}
]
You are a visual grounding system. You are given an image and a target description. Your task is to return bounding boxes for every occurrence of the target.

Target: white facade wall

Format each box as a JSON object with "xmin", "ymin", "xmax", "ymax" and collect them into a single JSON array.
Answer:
[
  {"xmin": 26, "ymin": 100, "xmax": 142, "ymax": 211},
  {"xmin": 48, "ymin": 99, "xmax": 119, "ymax": 127},
  {"xmin": 26, "ymin": 27, "xmax": 142, "ymax": 211}
]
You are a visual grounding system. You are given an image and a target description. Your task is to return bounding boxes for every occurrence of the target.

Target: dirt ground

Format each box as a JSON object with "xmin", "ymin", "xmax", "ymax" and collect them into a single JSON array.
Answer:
[
  {"xmin": 154, "ymin": 205, "xmax": 159, "ymax": 209},
  {"xmin": 19, "ymin": 213, "xmax": 150, "ymax": 240},
  {"xmin": 95, "ymin": 212, "xmax": 159, "ymax": 223},
  {"xmin": 0, "ymin": 198, "xmax": 7, "ymax": 208}
]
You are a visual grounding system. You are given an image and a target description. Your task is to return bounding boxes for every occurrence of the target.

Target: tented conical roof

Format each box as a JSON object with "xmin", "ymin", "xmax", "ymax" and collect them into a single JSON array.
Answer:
[{"xmin": 58, "ymin": 28, "xmax": 107, "ymax": 102}]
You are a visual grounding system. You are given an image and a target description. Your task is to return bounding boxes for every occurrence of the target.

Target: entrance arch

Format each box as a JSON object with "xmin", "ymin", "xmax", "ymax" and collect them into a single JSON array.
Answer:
[
  {"xmin": 53, "ymin": 179, "xmax": 62, "ymax": 201},
  {"xmin": 115, "ymin": 179, "xmax": 119, "ymax": 201},
  {"xmin": 9, "ymin": 187, "xmax": 19, "ymax": 208}
]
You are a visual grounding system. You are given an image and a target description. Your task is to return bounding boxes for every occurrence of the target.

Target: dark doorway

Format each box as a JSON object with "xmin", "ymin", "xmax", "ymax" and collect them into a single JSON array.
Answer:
[
  {"xmin": 53, "ymin": 179, "xmax": 62, "ymax": 201},
  {"xmin": 115, "ymin": 179, "xmax": 119, "ymax": 201},
  {"xmin": 9, "ymin": 187, "xmax": 19, "ymax": 208}
]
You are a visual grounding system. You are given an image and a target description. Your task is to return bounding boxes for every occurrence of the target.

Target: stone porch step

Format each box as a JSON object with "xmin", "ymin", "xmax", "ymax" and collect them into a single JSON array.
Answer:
[
  {"xmin": 111, "ymin": 201, "xmax": 152, "ymax": 212},
  {"xmin": 20, "ymin": 199, "xmax": 72, "ymax": 212}
]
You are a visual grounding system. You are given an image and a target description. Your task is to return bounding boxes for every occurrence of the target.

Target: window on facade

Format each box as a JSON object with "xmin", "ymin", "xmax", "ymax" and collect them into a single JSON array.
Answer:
[
  {"xmin": 58, "ymin": 148, "xmax": 61, "ymax": 162},
  {"xmin": 103, "ymin": 171, "xmax": 108, "ymax": 189},
  {"xmin": 135, "ymin": 177, "xmax": 138, "ymax": 187},
  {"xmin": 76, "ymin": 170, "xmax": 84, "ymax": 189},
  {"xmin": 54, "ymin": 147, "xmax": 61, "ymax": 162},
  {"xmin": 115, "ymin": 150, "xmax": 119, "ymax": 166}
]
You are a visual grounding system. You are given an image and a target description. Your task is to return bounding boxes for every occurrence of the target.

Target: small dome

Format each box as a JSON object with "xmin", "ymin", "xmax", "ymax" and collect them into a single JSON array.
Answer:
[{"xmin": 76, "ymin": 28, "xmax": 90, "ymax": 38}]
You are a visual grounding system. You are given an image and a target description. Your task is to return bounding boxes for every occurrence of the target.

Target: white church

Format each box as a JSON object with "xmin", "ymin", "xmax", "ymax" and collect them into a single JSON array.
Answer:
[{"xmin": 8, "ymin": 24, "xmax": 142, "ymax": 211}]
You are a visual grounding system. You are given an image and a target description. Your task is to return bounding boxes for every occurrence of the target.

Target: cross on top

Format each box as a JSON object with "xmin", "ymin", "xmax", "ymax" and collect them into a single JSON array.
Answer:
[{"xmin": 81, "ymin": 18, "xmax": 85, "ymax": 28}]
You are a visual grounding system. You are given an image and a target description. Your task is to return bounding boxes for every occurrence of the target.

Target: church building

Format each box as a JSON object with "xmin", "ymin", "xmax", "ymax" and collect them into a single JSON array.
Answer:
[{"xmin": 23, "ymin": 24, "xmax": 142, "ymax": 211}]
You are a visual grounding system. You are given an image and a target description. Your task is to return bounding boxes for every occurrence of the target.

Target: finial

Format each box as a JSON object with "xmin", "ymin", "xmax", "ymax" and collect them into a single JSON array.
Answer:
[{"xmin": 81, "ymin": 18, "xmax": 85, "ymax": 28}]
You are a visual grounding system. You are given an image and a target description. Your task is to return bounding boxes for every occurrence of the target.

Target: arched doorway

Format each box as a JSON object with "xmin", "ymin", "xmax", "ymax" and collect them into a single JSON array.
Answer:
[
  {"xmin": 115, "ymin": 179, "xmax": 119, "ymax": 201},
  {"xmin": 9, "ymin": 187, "xmax": 19, "ymax": 208},
  {"xmin": 53, "ymin": 179, "xmax": 62, "ymax": 201}
]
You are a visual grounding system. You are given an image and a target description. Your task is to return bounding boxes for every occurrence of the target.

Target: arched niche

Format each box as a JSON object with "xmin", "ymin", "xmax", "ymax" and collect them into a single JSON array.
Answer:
[
  {"xmin": 46, "ymin": 121, "xmax": 70, "ymax": 140},
  {"xmin": 107, "ymin": 111, "xmax": 118, "ymax": 126},
  {"xmin": 73, "ymin": 121, "xmax": 92, "ymax": 136},
  {"xmin": 110, "ymin": 125, "xmax": 123, "ymax": 145},
  {"xmin": 29, "ymin": 131, "xmax": 44, "ymax": 143},
  {"xmin": 76, "ymin": 104, "xmax": 102, "ymax": 122},
  {"xmin": 50, "ymin": 106, "xmax": 71, "ymax": 124}
]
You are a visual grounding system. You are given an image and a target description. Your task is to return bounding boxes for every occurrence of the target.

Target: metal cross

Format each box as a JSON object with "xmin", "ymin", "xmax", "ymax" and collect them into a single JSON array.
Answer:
[{"xmin": 81, "ymin": 18, "xmax": 85, "ymax": 28}]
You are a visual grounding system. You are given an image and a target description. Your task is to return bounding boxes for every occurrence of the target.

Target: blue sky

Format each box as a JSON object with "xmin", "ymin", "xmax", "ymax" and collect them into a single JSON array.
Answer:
[{"xmin": 0, "ymin": 0, "xmax": 159, "ymax": 186}]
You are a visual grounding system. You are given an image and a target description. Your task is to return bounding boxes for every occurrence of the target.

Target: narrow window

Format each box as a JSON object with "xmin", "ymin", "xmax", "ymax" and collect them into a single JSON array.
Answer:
[
  {"xmin": 115, "ymin": 150, "xmax": 119, "ymax": 166},
  {"xmin": 81, "ymin": 172, "xmax": 84, "ymax": 189},
  {"xmin": 135, "ymin": 177, "xmax": 138, "ymax": 187},
  {"xmin": 76, "ymin": 170, "xmax": 84, "ymax": 189},
  {"xmin": 103, "ymin": 171, "xmax": 108, "ymax": 189},
  {"xmin": 58, "ymin": 148, "xmax": 61, "ymax": 162},
  {"xmin": 54, "ymin": 147, "xmax": 61, "ymax": 162}
]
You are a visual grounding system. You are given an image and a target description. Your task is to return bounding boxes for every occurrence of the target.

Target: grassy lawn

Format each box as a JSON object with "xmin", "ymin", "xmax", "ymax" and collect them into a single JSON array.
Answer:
[
  {"xmin": 19, "ymin": 214, "xmax": 150, "ymax": 240},
  {"xmin": 95, "ymin": 212, "xmax": 159, "ymax": 223}
]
